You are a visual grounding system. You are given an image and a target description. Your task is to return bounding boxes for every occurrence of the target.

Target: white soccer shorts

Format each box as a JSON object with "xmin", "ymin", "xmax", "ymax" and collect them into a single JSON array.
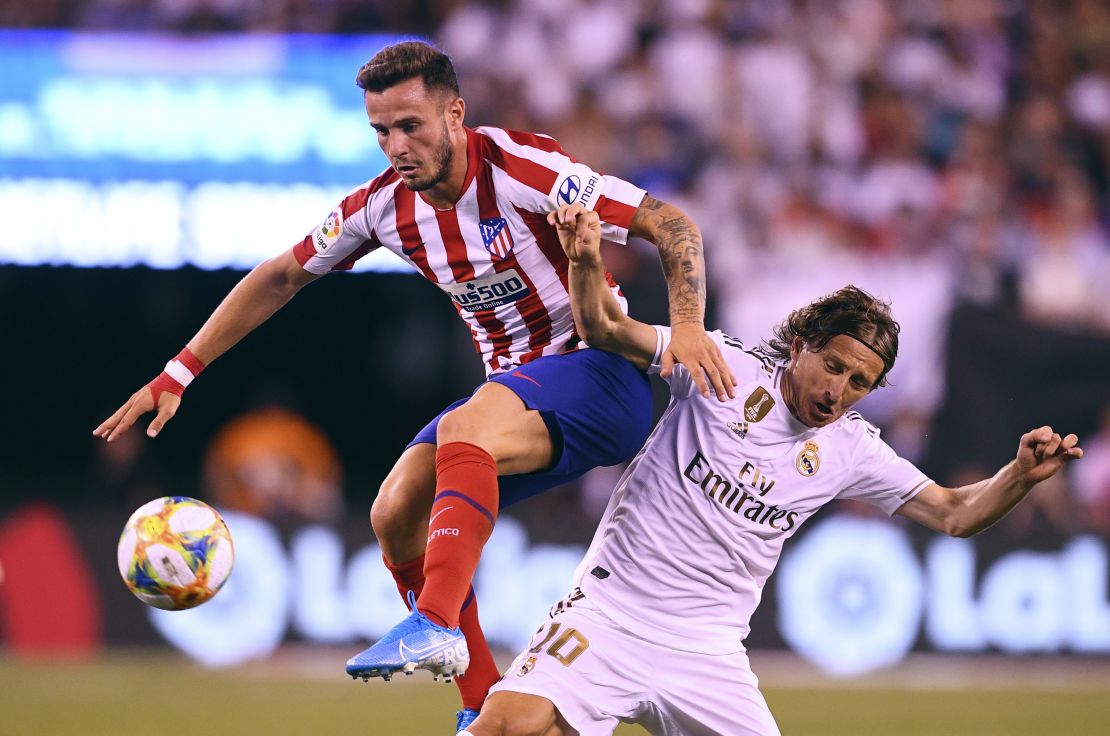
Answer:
[{"xmin": 489, "ymin": 597, "xmax": 781, "ymax": 736}]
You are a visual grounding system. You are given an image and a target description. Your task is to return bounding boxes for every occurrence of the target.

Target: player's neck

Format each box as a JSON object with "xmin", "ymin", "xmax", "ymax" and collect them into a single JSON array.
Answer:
[{"xmin": 780, "ymin": 366, "xmax": 805, "ymax": 427}]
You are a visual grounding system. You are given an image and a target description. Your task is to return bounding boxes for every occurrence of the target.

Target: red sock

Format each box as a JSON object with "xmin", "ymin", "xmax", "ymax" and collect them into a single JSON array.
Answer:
[
  {"xmin": 455, "ymin": 587, "xmax": 500, "ymax": 710},
  {"xmin": 417, "ymin": 442, "xmax": 498, "ymax": 629},
  {"xmin": 385, "ymin": 557, "xmax": 496, "ymax": 708},
  {"xmin": 384, "ymin": 554, "xmax": 426, "ymax": 603}
]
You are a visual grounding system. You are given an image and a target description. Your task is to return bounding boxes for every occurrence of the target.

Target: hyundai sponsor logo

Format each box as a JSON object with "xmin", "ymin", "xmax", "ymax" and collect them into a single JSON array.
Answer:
[{"xmin": 558, "ymin": 175, "xmax": 581, "ymax": 205}]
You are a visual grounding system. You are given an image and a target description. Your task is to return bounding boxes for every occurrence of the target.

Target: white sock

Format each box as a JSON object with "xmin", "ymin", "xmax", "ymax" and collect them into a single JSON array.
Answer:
[{"xmin": 458, "ymin": 731, "xmax": 476, "ymax": 736}]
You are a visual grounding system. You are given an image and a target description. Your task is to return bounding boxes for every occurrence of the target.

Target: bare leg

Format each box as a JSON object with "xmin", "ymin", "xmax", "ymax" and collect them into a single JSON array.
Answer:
[
  {"xmin": 370, "ymin": 442, "xmax": 437, "ymax": 564},
  {"xmin": 464, "ymin": 691, "xmax": 576, "ymax": 736},
  {"xmin": 436, "ymin": 382, "xmax": 554, "ymax": 472}
]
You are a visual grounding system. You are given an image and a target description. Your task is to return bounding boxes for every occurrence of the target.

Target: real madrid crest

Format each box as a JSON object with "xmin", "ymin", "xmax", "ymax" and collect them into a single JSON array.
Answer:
[
  {"xmin": 516, "ymin": 655, "xmax": 537, "ymax": 677},
  {"xmin": 796, "ymin": 440, "xmax": 820, "ymax": 477}
]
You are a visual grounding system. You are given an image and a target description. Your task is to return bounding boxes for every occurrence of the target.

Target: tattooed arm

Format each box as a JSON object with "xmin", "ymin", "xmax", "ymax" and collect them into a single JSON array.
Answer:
[{"xmin": 629, "ymin": 195, "xmax": 736, "ymax": 400}]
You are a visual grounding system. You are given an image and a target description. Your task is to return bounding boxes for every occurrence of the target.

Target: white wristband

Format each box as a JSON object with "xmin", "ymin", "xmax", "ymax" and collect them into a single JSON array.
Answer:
[{"xmin": 163, "ymin": 359, "xmax": 196, "ymax": 388}]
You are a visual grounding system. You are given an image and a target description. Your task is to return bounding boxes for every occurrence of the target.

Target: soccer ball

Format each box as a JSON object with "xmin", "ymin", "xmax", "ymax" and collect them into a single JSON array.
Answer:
[{"xmin": 117, "ymin": 496, "xmax": 234, "ymax": 611}]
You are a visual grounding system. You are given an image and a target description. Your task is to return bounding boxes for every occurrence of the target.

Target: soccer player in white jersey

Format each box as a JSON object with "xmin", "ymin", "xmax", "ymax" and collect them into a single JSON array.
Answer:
[
  {"xmin": 92, "ymin": 41, "xmax": 737, "ymax": 732},
  {"xmin": 460, "ymin": 205, "xmax": 1084, "ymax": 736}
]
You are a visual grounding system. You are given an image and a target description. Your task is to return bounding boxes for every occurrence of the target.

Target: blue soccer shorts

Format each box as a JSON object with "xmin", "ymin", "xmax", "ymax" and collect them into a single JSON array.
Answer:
[{"xmin": 407, "ymin": 348, "xmax": 652, "ymax": 507}]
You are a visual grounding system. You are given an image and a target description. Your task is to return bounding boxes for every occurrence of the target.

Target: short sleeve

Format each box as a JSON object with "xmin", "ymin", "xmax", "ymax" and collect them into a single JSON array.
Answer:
[
  {"xmin": 838, "ymin": 425, "xmax": 933, "ymax": 516},
  {"xmin": 292, "ymin": 181, "xmax": 382, "ymax": 274},
  {"xmin": 548, "ymin": 163, "xmax": 646, "ymax": 245},
  {"xmin": 478, "ymin": 127, "xmax": 646, "ymax": 245},
  {"xmin": 649, "ymin": 328, "xmax": 731, "ymax": 400}
]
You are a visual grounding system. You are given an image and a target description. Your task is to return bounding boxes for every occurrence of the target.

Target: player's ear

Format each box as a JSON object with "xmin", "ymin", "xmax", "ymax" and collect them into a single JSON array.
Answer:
[
  {"xmin": 444, "ymin": 94, "xmax": 465, "ymax": 129},
  {"xmin": 789, "ymin": 336, "xmax": 804, "ymax": 362}
]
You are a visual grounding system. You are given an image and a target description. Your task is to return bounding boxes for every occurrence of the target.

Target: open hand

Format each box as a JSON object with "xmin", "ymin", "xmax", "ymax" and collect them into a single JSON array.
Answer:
[
  {"xmin": 93, "ymin": 385, "xmax": 181, "ymax": 442},
  {"xmin": 663, "ymin": 323, "xmax": 737, "ymax": 401}
]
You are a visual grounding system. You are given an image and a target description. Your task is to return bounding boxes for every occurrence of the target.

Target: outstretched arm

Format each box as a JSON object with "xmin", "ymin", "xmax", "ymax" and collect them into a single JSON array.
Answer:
[
  {"xmin": 628, "ymin": 195, "xmax": 736, "ymax": 399},
  {"xmin": 896, "ymin": 426, "xmax": 1083, "ymax": 537},
  {"xmin": 548, "ymin": 205, "xmax": 658, "ymax": 370},
  {"xmin": 93, "ymin": 250, "xmax": 320, "ymax": 441}
]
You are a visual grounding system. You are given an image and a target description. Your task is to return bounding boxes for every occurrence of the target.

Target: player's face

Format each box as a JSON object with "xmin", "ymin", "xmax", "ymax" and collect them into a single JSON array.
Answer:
[
  {"xmin": 783, "ymin": 334, "xmax": 884, "ymax": 428},
  {"xmin": 364, "ymin": 78, "xmax": 461, "ymax": 192}
]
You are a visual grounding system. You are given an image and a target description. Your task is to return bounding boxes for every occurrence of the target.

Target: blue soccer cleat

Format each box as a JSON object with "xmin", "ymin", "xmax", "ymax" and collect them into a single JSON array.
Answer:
[
  {"xmin": 456, "ymin": 707, "xmax": 480, "ymax": 733},
  {"xmin": 346, "ymin": 591, "xmax": 470, "ymax": 683}
]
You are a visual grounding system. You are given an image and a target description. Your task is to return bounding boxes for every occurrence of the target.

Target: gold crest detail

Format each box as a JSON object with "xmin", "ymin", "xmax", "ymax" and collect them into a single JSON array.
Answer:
[
  {"xmin": 744, "ymin": 387, "xmax": 775, "ymax": 423},
  {"xmin": 517, "ymin": 655, "xmax": 537, "ymax": 677},
  {"xmin": 796, "ymin": 440, "xmax": 820, "ymax": 477}
]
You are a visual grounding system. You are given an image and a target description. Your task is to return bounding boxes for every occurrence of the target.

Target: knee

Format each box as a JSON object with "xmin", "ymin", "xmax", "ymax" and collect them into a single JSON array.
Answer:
[
  {"xmin": 436, "ymin": 404, "xmax": 484, "ymax": 446},
  {"xmin": 370, "ymin": 473, "xmax": 428, "ymax": 540}
]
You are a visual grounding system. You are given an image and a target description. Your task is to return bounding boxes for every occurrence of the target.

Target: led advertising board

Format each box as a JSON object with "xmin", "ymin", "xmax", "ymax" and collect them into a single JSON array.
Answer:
[{"xmin": 0, "ymin": 30, "xmax": 410, "ymax": 272}]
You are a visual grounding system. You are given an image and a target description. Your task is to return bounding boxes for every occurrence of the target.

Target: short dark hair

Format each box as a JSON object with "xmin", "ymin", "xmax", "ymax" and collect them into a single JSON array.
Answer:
[
  {"xmin": 763, "ymin": 285, "xmax": 900, "ymax": 387},
  {"xmin": 355, "ymin": 41, "xmax": 460, "ymax": 97}
]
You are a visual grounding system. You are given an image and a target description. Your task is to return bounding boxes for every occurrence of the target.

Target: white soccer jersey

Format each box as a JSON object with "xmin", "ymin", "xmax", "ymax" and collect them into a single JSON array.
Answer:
[
  {"xmin": 293, "ymin": 126, "xmax": 647, "ymax": 375},
  {"xmin": 573, "ymin": 329, "xmax": 932, "ymax": 655}
]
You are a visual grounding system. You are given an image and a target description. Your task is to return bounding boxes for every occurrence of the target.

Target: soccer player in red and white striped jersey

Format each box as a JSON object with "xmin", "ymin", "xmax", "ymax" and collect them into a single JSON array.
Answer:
[{"xmin": 93, "ymin": 41, "xmax": 737, "ymax": 727}]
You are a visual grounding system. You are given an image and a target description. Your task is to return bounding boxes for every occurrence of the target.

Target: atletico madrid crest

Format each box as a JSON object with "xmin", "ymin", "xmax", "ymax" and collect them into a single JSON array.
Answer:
[{"xmin": 479, "ymin": 217, "xmax": 514, "ymax": 261}]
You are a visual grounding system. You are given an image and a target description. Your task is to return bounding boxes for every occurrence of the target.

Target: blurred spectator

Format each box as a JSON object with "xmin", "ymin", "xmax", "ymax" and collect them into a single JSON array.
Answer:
[
  {"xmin": 1073, "ymin": 403, "xmax": 1110, "ymax": 535},
  {"xmin": 203, "ymin": 407, "xmax": 344, "ymax": 524},
  {"xmin": 1018, "ymin": 167, "xmax": 1110, "ymax": 333},
  {"xmin": 9, "ymin": 0, "xmax": 1109, "ymax": 535}
]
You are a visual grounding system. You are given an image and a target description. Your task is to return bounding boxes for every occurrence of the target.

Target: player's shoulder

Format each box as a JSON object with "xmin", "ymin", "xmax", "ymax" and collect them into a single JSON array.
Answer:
[
  {"xmin": 474, "ymin": 126, "xmax": 568, "ymax": 157},
  {"xmin": 344, "ymin": 166, "xmax": 404, "ymax": 210},
  {"xmin": 829, "ymin": 410, "xmax": 883, "ymax": 445},
  {"xmin": 719, "ymin": 332, "xmax": 779, "ymax": 380}
]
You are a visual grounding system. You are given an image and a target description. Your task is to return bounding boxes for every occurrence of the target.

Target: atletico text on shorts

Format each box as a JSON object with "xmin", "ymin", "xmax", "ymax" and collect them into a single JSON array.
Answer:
[{"xmin": 409, "ymin": 348, "xmax": 652, "ymax": 507}]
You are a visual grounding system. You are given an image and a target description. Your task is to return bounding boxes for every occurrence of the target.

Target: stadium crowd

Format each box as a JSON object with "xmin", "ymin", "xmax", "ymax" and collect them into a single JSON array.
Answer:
[{"xmin": 7, "ymin": 0, "xmax": 1109, "ymax": 539}]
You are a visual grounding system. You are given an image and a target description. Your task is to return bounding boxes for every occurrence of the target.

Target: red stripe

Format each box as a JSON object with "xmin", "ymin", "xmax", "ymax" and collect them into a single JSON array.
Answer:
[
  {"xmin": 433, "ymin": 208, "xmax": 476, "ymax": 282},
  {"xmin": 475, "ymin": 165, "xmax": 554, "ymax": 355},
  {"xmin": 515, "ymin": 206, "xmax": 569, "ymax": 293},
  {"xmin": 293, "ymin": 169, "xmax": 399, "ymax": 268},
  {"xmin": 394, "ymin": 187, "xmax": 438, "ymax": 282},
  {"xmin": 341, "ymin": 167, "xmax": 400, "ymax": 219},
  {"xmin": 595, "ymin": 194, "xmax": 637, "ymax": 230},
  {"xmin": 292, "ymin": 234, "xmax": 315, "ymax": 267},
  {"xmin": 459, "ymin": 128, "xmax": 483, "ymax": 199},
  {"xmin": 503, "ymin": 129, "xmax": 573, "ymax": 159},
  {"xmin": 512, "ymin": 205, "xmax": 575, "ymax": 363},
  {"xmin": 480, "ymin": 132, "xmax": 559, "ymax": 194},
  {"xmin": 435, "ymin": 205, "xmax": 511, "ymax": 372},
  {"xmin": 332, "ymin": 234, "xmax": 379, "ymax": 272}
]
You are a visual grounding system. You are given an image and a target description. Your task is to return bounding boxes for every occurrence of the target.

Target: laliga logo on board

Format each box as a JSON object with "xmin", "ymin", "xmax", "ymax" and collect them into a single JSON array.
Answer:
[{"xmin": 558, "ymin": 175, "xmax": 581, "ymax": 205}]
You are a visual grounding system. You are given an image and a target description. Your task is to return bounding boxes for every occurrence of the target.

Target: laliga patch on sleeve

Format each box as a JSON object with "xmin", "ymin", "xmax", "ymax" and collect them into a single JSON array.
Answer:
[
  {"xmin": 314, "ymin": 207, "xmax": 343, "ymax": 253},
  {"xmin": 550, "ymin": 162, "xmax": 603, "ymax": 211}
]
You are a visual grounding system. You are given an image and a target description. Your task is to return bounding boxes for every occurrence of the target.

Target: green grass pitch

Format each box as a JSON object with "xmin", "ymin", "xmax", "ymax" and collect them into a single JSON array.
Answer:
[{"xmin": 2, "ymin": 652, "xmax": 1108, "ymax": 735}]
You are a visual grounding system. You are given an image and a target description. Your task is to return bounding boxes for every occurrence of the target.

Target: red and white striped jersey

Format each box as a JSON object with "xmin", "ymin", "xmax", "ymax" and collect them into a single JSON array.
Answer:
[{"xmin": 292, "ymin": 126, "xmax": 647, "ymax": 375}]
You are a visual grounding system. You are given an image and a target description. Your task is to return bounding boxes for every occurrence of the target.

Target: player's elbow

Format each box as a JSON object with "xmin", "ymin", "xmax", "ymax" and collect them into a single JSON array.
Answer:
[
  {"xmin": 941, "ymin": 509, "xmax": 983, "ymax": 538},
  {"xmin": 947, "ymin": 521, "xmax": 977, "ymax": 539},
  {"xmin": 257, "ymin": 252, "xmax": 317, "ymax": 298},
  {"xmin": 577, "ymin": 315, "xmax": 623, "ymax": 352}
]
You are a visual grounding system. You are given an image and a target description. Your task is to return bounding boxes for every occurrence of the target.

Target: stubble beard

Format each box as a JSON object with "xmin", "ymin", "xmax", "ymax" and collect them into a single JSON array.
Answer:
[{"xmin": 403, "ymin": 122, "xmax": 454, "ymax": 193}]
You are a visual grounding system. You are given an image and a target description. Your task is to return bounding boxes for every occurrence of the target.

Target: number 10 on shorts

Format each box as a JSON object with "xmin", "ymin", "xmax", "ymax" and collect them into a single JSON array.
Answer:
[{"xmin": 528, "ymin": 621, "xmax": 590, "ymax": 667}]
